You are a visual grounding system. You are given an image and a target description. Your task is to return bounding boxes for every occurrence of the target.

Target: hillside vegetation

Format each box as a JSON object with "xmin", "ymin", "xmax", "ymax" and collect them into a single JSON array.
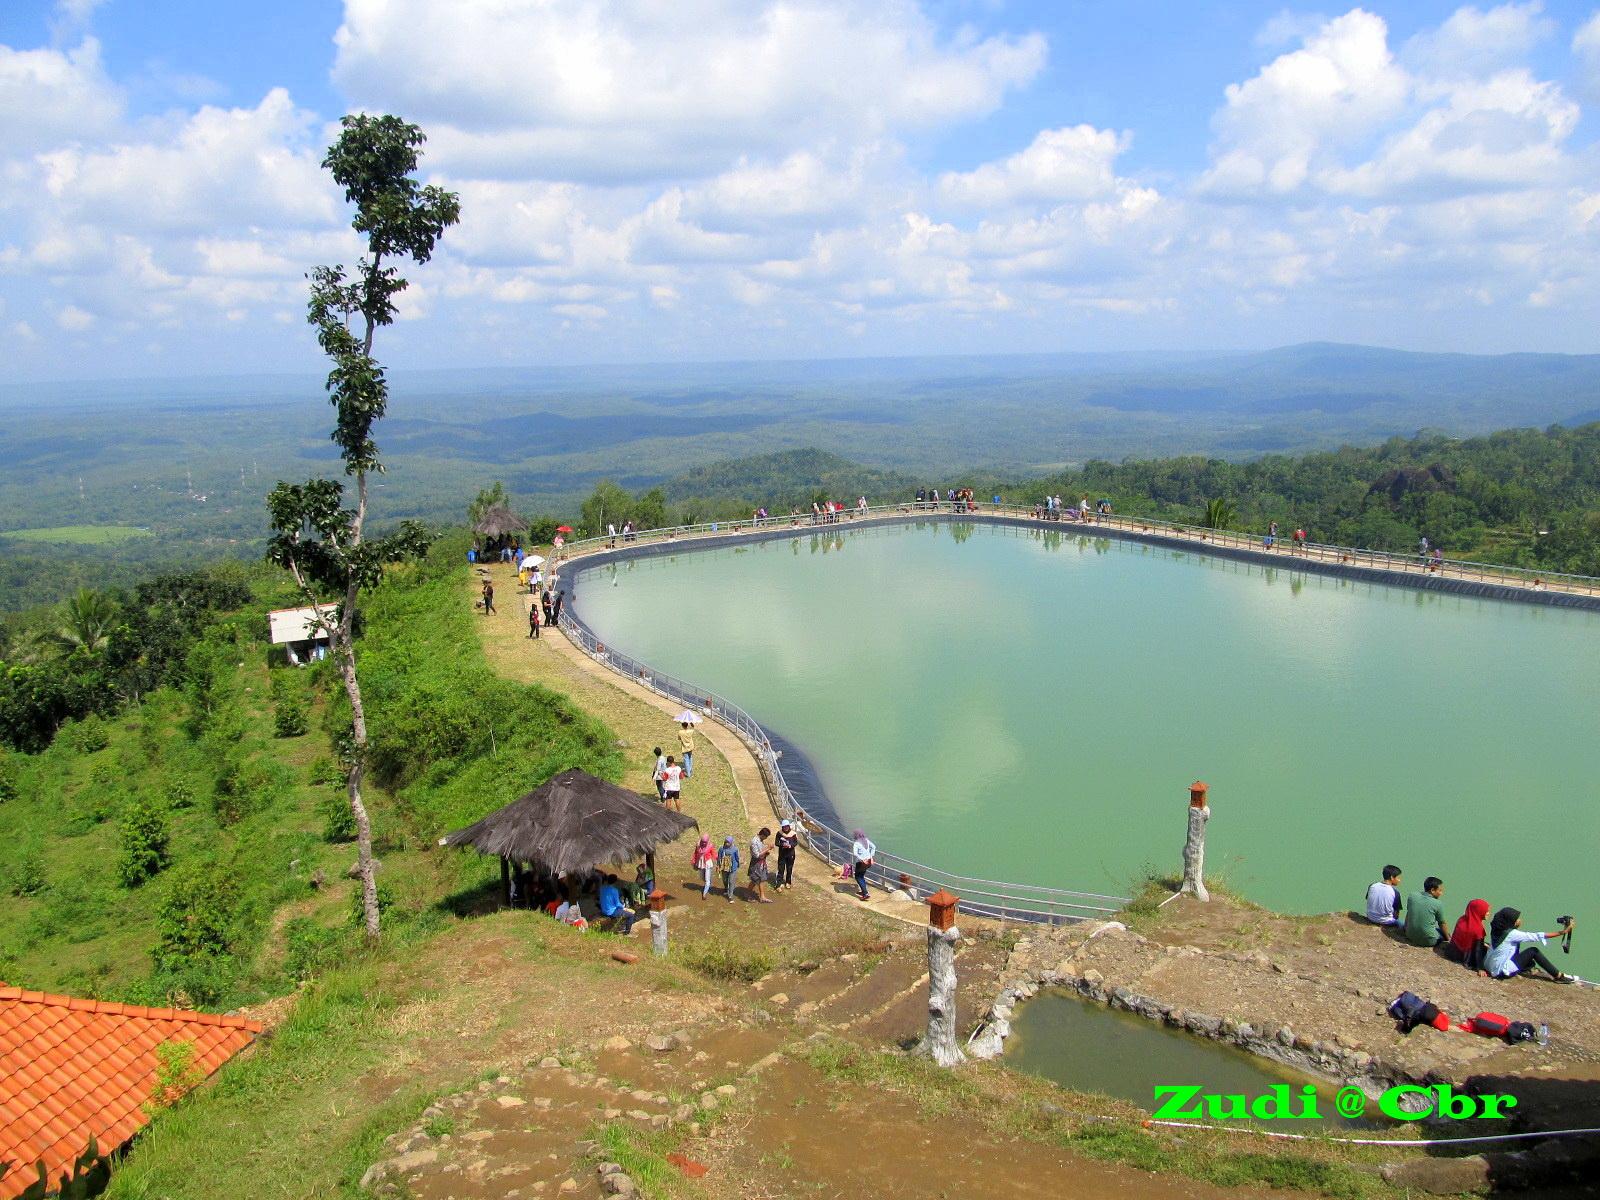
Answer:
[{"xmin": 0, "ymin": 536, "xmax": 618, "ymax": 1011}]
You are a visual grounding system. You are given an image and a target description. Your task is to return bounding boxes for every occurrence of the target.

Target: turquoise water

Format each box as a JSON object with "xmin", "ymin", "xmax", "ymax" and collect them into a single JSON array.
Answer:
[{"xmin": 574, "ymin": 522, "xmax": 1600, "ymax": 976}]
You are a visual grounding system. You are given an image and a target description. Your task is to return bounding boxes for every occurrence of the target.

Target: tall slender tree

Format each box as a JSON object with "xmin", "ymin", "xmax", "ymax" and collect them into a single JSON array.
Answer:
[{"xmin": 266, "ymin": 115, "xmax": 459, "ymax": 941}]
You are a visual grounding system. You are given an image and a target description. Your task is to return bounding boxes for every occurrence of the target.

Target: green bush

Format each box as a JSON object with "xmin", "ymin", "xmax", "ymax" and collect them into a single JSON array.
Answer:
[
  {"xmin": 0, "ymin": 751, "xmax": 18, "ymax": 803},
  {"xmin": 117, "ymin": 793, "xmax": 171, "ymax": 887},
  {"xmin": 63, "ymin": 714, "xmax": 111, "ymax": 754},
  {"xmin": 154, "ymin": 863, "xmax": 236, "ymax": 973},
  {"xmin": 211, "ymin": 755, "xmax": 288, "ymax": 825},
  {"xmin": 273, "ymin": 700, "xmax": 309, "ymax": 738},
  {"xmin": 166, "ymin": 777, "xmax": 197, "ymax": 809},
  {"xmin": 318, "ymin": 789, "xmax": 356, "ymax": 842},
  {"xmin": 307, "ymin": 755, "xmax": 345, "ymax": 786},
  {"xmin": 282, "ymin": 917, "xmax": 345, "ymax": 981},
  {"xmin": 9, "ymin": 844, "xmax": 47, "ymax": 897}
]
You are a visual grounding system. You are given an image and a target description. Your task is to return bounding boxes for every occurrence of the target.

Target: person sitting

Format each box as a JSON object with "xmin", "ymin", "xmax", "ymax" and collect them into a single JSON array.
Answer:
[
  {"xmin": 1483, "ymin": 908, "xmax": 1575, "ymax": 982},
  {"xmin": 1445, "ymin": 898, "xmax": 1490, "ymax": 974},
  {"xmin": 553, "ymin": 898, "xmax": 589, "ymax": 931},
  {"xmin": 597, "ymin": 874, "xmax": 636, "ymax": 934},
  {"xmin": 1403, "ymin": 877, "xmax": 1449, "ymax": 946},
  {"xmin": 1364, "ymin": 865, "xmax": 1404, "ymax": 926}
]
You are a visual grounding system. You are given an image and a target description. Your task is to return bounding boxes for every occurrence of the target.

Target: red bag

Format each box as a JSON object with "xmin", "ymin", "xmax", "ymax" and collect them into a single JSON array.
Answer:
[
  {"xmin": 1430, "ymin": 1011, "xmax": 1451, "ymax": 1031},
  {"xmin": 1464, "ymin": 1012, "xmax": 1510, "ymax": 1037}
]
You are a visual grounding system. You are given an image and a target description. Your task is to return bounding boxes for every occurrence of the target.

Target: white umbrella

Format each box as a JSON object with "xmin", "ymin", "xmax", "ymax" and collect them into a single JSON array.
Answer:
[
  {"xmin": 672, "ymin": 709, "xmax": 704, "ymax": 724},
  {"xmin": 520, "ymin": 554, "xmax": 545, "ymax": 568}
]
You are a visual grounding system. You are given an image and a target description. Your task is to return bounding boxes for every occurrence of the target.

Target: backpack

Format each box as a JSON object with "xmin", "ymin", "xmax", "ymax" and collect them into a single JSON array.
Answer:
[
  {"xmin": 1464, "ymin": 1012, "xmax": 1512, "ymax": 1038},
  {"xmin": 1505, "ymin": 1020, "xmax": 1537, "ymax": 1044},
  {"xmin": 1388, "ymin": 991, "xmax": 1444, "ymax": 1033},
  {"xmin": 716, "ymin": 847, "xmax": 736, "ymax": 873}
]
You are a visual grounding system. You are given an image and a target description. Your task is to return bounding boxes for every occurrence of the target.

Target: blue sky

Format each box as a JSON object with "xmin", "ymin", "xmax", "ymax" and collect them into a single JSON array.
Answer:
[{"xmin": 3, "ymin": 1, "xmax": 1599, "ymax": 379}]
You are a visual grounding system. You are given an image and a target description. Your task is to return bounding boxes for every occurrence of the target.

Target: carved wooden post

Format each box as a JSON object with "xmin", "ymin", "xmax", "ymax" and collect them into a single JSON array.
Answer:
[
  {"xmin": 648, "ymin": 888, "xmax": 669, "ymax": 957},
  {"xmin": 925, "ymin": 889, "xmax": 965, "ymax": 1067},
  {"xmin": 1181, "ymin": 781, "xmax": 1210, "ymax": 902}
]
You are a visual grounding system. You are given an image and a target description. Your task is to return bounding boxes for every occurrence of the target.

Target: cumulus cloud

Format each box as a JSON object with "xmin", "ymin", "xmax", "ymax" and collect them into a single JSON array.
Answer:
[
  {"xmin": 1575, "ymin": 12, "xmax": 1600, "ymax": 99},
  {"xmin": 939, "ymin": 126, "xmax": 1128, "ymax": 207},
  {"xmin": 331, "ymin": 0, "xmax": 1046, "ymax": 181},
  {"xmin": 1403, "ymin": 2, "xmax": 1553, "ymax": 78},
  {"xmin": 0, "ymin": 39, "xmax": 121, "ymax": 153}
]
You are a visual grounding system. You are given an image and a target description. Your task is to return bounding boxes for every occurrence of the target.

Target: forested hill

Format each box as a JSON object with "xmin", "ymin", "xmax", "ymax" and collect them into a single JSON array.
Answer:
[
  {"xmin": 662, "ymin": 449, "xmax": 918, "ymax": 509},
  {"xmin": 1002, "ymin": 423, "xmax": 1600, "ymax": 576}
]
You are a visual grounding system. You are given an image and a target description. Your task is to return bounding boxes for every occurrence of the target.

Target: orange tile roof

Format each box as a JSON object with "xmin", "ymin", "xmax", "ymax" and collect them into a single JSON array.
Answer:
[{"xmin": 0, "ymin": 987, "xmax": 261, "ymax": 1198}]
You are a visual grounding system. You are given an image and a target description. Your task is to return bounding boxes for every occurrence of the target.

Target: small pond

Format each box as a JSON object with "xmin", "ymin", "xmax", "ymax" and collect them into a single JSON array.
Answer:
[{"xmin": 1006, "ymin": 991, "xmax": 1374, "ymax": 1128}]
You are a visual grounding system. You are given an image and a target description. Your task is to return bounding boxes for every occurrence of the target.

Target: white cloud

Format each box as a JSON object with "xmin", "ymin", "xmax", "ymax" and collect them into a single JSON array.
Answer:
[
  {"xmin": 56, "ymin": 303, "xmax": 94, "ymax": 330},
  {"xmin": 332, "ymin": 0, "xmax": 1046, "ymax": 181},
  {"xmin": 0, "ymin": 39, "xmax": 121, "ymax": 153},
  {"xmin": 939, "ymin": 125, "xmax": 1127, "ymax": 207},
  {"xmin": 1575, "ymin": 12, "xmax": 1600, "ymax": 99},
  {"xmin": 1200, "ymin": 9, "xmax": 1408, "ymax": 196},
  {"xmin": 1403, "ymin": 3, "xmax": 1553, "ymax": 78}
]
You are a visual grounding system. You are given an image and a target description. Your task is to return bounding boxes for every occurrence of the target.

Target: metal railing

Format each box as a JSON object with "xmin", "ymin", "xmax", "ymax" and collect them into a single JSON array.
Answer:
[
  {"xmin": 554, "ymin": 604, "xmax": 1127, "ymax": 925},
  {"xmin": 543, "ymin": 499, "xmax": 1599, "ymax": 598}
]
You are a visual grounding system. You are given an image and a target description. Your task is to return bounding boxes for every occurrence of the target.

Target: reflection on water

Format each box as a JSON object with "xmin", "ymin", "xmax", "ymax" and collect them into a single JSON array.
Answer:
[
  {"xmin": 575, "ymin": 521, "xmax": 1600, "ymax": 977},
  {"xmin": 1007, "ymin": 992, "xmax": 1377, "ymax": 1129}
]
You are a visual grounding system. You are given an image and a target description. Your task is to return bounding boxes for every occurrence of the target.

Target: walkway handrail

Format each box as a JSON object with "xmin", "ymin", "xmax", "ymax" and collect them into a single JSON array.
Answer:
[
  {"xmin": 543, "ymin": 499, "xmax": 1600, "ymax": 598},
  {"xmin": 552, "ymin": 603, "xmax": 1127, "ymax": 924}
]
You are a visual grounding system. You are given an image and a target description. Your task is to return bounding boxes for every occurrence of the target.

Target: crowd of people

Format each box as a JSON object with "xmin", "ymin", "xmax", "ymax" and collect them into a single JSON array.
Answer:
[
  {"xmin": 1365, "ymin": 864, "xmax": 1578, "ymax": 983},
  {"xmin": 1033, "ymin": 495, "xmax": 1112, "ymax": 522},
  {"xmin": 916, "ymin": 486, "xmax": 979, "ymax": 512}
]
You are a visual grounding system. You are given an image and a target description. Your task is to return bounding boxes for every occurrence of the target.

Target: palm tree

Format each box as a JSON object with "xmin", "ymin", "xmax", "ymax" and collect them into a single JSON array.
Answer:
[
  {"xmin": 56, "ymin": 587, "xmax": 119, "ymax": 656},
  {"xmin": 1201, "ymin": 498, "xmax": 1238, "ymax": 530}
]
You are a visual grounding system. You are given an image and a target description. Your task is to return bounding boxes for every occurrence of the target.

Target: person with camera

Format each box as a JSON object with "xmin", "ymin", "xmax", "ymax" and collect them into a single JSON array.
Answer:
[{"xmin": 1484, "ymin": 908, "xmax": 1577, "ymax": 983}]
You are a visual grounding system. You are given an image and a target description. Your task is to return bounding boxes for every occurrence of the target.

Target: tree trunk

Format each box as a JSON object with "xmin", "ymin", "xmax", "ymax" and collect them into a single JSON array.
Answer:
[
  {"xmin": 334, "ymin": 557, "xmax": 381, "ymax": 941},
  {"xmin": 1181, "ymin": 804, "xmax": 1211, "ymax": 902},
  {"xmin": 925, "ymin": 925, "xmax": 965, "ymax": 1067}
]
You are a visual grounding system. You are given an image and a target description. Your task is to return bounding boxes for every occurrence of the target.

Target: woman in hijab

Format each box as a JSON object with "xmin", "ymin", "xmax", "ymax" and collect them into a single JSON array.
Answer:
[
  {"xmin": 691, "ymin": 835, "xmax": 716, "ymax": 899},
  {"xmin": 1444, "ymin": 898, "xmax": 1490, "ymax": 974},
  {"xmin": 1483, "ymin": 907, "xmax": 1575, "ymax": 982}
]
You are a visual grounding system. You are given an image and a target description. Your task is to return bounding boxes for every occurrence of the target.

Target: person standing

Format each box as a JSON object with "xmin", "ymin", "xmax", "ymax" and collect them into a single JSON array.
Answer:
[
  {"xmin": 716, "ymin": 836, "xmax": 741, "ymax": 901},
  {"xmin": 541, "ymin": 587, "xmax": 553, "ymax": 626},
  {"xmin": 748, "ymin": 827, "xmax": 774, "ymax": 903},
  {"xmin": 528, "ymin": 602, "xmax": 541, "ymax": 639},
  {"xmin": 552, "ymin": 590, "xmax": 564, "ymax": 624},
  {"xmin": 652, "ymin": 746, "xmax": 667, "ymax": 801},
  {"xmin": 851, "ymin": 829, "xmax": 876, "ymax": 902},
  {"xmin": 677, "ymin": 720, "xmax": 696, "ymax": 777},
  {"xmin": 774, "ymin": 819, "xmax": 799, "ymax": 890},
  {"xmin": 660, "ymin": 755, "xmax": 683, "ymax": 811},
  {"xmin": 481, "ymin": 578, "xmax": 495, "ymax": 615},
  {"xmin": 692, "ymin": 835, "xmax": 717, "ymax": 898}
]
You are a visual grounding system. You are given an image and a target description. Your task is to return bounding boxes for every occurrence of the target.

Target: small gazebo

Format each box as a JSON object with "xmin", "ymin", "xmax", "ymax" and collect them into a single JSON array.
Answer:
[
  {"xmin": 472, "ymin": 503, "xmax": 528, "ymax": 550},
  {"xmin": 441, "ymin": 768, "xmax": 698, "ymax": 905}
]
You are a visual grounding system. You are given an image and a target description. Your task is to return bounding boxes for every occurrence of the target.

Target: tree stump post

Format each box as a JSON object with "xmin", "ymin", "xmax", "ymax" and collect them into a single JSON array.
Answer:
[
  {"xmin": 648, "ymin": 888, "xmax": 669, "ymax": 957},
  {"xmin": 925, "ymin": 890, "xmax": 965, "ymax": 1067},
  {"xmin": 1181, "ymin": 781, "xmax": 1210, "ymax": 902}
]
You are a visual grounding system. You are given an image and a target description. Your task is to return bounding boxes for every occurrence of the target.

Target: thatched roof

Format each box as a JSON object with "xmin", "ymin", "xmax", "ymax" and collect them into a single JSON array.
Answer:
[
  {"xmin": 441, "ymin": 768, "xmax": 698, "ymax": 874},
  {"xmin": 472, "ymin": 503, "xmax": 528, "ymax": 538}
]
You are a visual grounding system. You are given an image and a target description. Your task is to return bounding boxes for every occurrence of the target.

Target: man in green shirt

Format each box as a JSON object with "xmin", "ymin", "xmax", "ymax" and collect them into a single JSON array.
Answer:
[{"xmin": 1404, "ymin": 877, "xmax": 1448, "ymax": 947}]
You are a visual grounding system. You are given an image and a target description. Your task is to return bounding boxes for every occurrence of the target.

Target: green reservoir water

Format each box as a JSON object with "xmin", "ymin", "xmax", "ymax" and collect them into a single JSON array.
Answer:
[{"xmin": 574, "ymin": 522, "xmax": 1600, "ymax": 977}]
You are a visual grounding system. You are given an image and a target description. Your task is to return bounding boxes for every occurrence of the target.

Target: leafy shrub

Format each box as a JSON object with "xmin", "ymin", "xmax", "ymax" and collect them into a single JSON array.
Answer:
[
  {"xmin": 0, "ymin": 751, "xmax": 18, "ymax": 803},
  {"xmin": 677, "ymin": 937, "xmax": 775, "ymax": 983},
  {"xmin": 273, "ymin": 699, "xmax": 309, "ymax": 738},
  {"xmin": 282, "ymin": 916, "xmax": 345, "ymax": 981},
  {"xmin": 117, "ymin": 793, "xmax": 171, "ymax": 887},
  {"xmin": 166, "ymin": 777, "xmax": 197, "ymax": 809},
  {"xmin": 154, "ymin": 862, "xmax": 236, "ymax": 972},
  {"xmin": 62, "ymin": 714, "xmax": 111, "ymax": 754},
  {"xmin": 147, "ymin": 1040, "xmax": 203, "ymax": 1110},
  {"xmin": 307, "ymin": 755, "xmax": 344, "ymax": 786},
  {"xmin": 211, "ymin": 755, "xmax": 288, "ymax": 825},
  {"xmin": 9, "ymin": 844, "xmax": 47, "ymax": 897},
  {"xmin": 318, "ymin": 789, "xmax": 356, "ymax": 842}
]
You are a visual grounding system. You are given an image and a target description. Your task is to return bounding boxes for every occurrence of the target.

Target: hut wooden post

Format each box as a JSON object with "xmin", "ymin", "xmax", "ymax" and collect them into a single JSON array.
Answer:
[
  {"xmin": 647, "ymin": 888, "xmax": 669, "ymax": 958},
  {"xmin": 1181, "ymin": 781, "xmax": 1210, "ymax": 902},
  {"xmin": 924, "ymin": 890, "xmax": 965, "ymax": 1068},
  {"xmin": 500, "ymin": 856, "xmax": 512, "ymax": 907}
]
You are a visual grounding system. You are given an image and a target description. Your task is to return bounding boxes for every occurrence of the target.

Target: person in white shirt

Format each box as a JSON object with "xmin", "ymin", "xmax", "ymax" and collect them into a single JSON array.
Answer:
[
  {"xmin": 1365, "ymin": 865, "xmax": 1403, "ymax": 925},
  {"xmin": 660, "ymin": 755, "xmax": 683, "ymax": 811},
  {"xmin": 1483, "ymin": 907, "xmax": 1575, "ymax": 981},
  {"xmin": 851, "ymin": 830, "xmax": 876, "ymax": 901},
  {"xmin": 651, "ymin": 747, "xmax": 667, "ymax": 801}
]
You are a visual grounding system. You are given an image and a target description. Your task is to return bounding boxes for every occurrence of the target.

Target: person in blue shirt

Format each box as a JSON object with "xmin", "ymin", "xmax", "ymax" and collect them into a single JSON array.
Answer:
[{"xmin": 597, "ymin": 874, "xmax": 635, "ymax": 934}]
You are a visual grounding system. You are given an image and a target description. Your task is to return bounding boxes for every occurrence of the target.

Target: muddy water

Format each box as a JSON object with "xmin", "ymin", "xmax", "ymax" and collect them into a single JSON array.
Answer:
[{"xmin": 1006, "ymin": 991, "xmax": 1372, "ymax": 1128}]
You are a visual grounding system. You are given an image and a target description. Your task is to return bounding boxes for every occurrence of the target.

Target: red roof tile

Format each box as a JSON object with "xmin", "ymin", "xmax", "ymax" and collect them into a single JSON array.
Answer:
[{"xmin": 0, "ymin": 992, "xmax": 260, "ymax": 1199}]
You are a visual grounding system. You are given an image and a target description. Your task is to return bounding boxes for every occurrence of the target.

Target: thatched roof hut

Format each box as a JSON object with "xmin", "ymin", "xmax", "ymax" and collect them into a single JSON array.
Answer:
[
  {"xmin": 472, "ymin": 503, "xmax": 528, "ymax": 539},
  {"xmin": 441, "ymin": 769, "xmax": 698, "ymax": 881}
]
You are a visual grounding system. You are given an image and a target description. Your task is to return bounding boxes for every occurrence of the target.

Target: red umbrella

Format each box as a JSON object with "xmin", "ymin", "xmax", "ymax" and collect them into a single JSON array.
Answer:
[{"xmin": 556, "ymin": 525, "xmax": 574, "ymax": 533}]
